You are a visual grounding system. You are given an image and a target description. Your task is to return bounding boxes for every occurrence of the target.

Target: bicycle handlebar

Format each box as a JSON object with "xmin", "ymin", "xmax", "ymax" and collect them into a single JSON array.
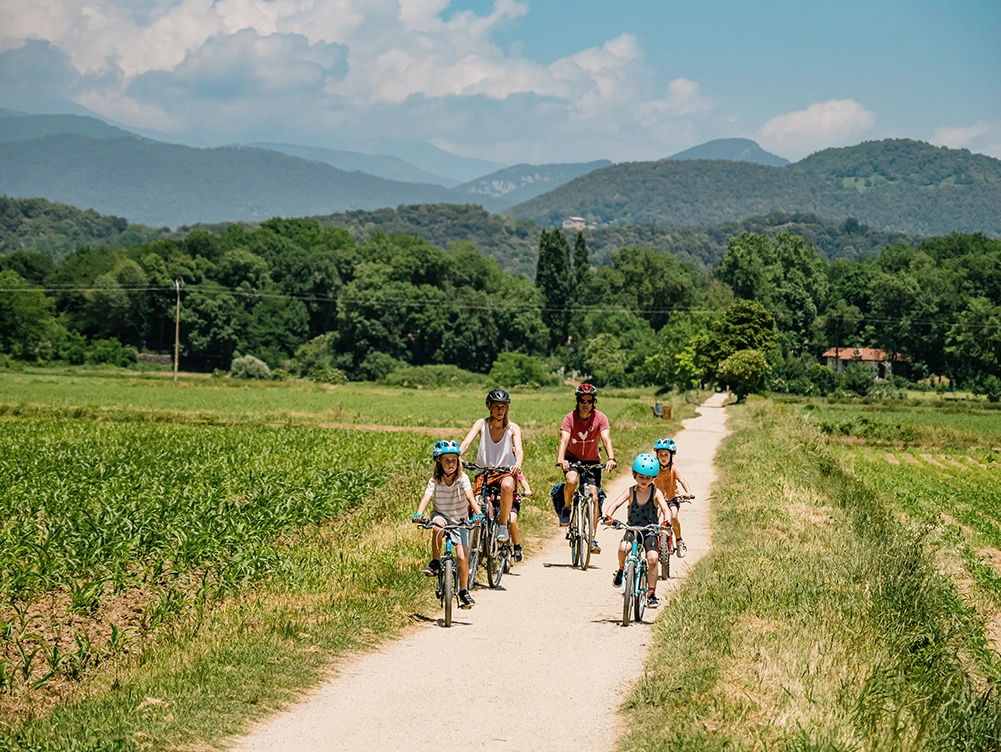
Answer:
[
  {"xmin": 668, "ymin": 495, "xmax": 695, "ymax": 503},
  {"xmin": 602, "ymin": 520, "xmax": 663, "ymax": 534},
  {"xmin": 412, "ymin": 518, "xmax": 475, "ymax": 531},
  {"xmin": 557, "ymin": 460, "xmax": 603, "ymax": 470},
  {"xmin": 462, "ymin": 462, "xmax": 513, "ymax": 474}
]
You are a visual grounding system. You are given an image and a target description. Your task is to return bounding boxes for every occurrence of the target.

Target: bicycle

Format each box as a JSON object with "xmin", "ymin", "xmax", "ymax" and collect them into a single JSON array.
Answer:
[
  {"xmin": 604, "ymin": 519, "xmax": 662, "ymax": 626},
  {"xmin": 462, "ymin": 462, "xmax": 513, "ymax": 589},
  {"xmin": 658, "ymin": 495, "xmax": 694, "ymax": 581},
  {"xmin": 412, "ymin": 517, "xmax": 474, "ymax": 627},
  {"xmin": 563, "ymin": 461, "xmax": 602, "ymax": 571}
]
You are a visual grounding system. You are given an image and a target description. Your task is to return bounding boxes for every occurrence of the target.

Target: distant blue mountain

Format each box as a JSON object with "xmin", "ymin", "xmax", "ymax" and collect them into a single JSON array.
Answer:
[
  {"xmin": 667, "ymin": 138, "xmax": 789, "ymax": 167},
  {"xmin": 250, "ymin": 142, "xmax": 459, "ymax": 188},
  {"xmin": 455, "ymin": 160, "xmax": 613, "ymax": 210},
  {"xmin": 0, "ymin": 114, "xmax": 138, "ymax": 143}
]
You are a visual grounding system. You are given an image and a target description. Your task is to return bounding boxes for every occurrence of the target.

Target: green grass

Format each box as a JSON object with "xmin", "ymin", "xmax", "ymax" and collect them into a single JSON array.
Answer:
[
  {"xmin": 622, "ymin": 399, "xmax": 1001, "ymax": 751},
  {"xmin": 0, "ymin": 370, "xmax": 664, "ymax": 431},
  {"xmin": 0, "ymin": 372, "xmax": 693, "ymax": 750}
]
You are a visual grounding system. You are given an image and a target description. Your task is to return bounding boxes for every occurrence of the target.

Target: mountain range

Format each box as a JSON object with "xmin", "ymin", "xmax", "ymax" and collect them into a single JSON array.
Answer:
[
  {"xmin": 506, "ymin": 139, "xmax": 1001, "ymax": 237},
  {"xmin": 666, "ymin": 138, "xmax": 789, "ymax": 166}
]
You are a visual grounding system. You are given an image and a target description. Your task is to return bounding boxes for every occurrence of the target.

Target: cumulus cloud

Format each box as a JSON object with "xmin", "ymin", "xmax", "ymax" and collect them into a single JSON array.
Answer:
[
  {"xmin": 758, "ymin": 99, "xmax": 875, "ymax": 159},
  {"xmin": 0, "ymin": 0, "xmax": 722, "ymax": 163},
  {"xmin": 934, "ymin": 121, "xmax": 1001, "ymax": 158}
]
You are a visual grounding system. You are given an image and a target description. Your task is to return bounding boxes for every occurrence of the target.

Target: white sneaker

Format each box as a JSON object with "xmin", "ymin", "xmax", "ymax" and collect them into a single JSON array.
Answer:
[
  {"xmin": 497, "ymin": 525, "xmax": 509, "ymax": 542},
  {"xmin": 677, "ymin": 539, "xmax": 687, "ymax": 558}
]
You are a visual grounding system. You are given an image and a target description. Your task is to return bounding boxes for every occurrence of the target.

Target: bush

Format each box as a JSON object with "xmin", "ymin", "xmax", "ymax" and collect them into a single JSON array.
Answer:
[
  {"xmin": 488, "ymin": 352, "xmax": 557, "ymax": 388},
  {"xmin": 85, "ymin": 338, "xmax": 138, "ymax": 368},
  {"xmin": 381, "ymin": 364, "xmax": 485, "ymax": 389},
  {"xmin": 357, "ymin": 352, "xmax": 405, "ymax": 382},
  {"xmin": 310, "ymin": 366, "xmax": 347, "ymax": 385},
  {"xmin": 977, "ymin": 374, "xmax": 1001, "ymax": 403},
  {"xmin": 229, "ymin": 353, "xmax": 271, "ymax": 380},
  {"xmin": 842, "ymin": 360, "xmax": 877, "ymax": 396},
  {"xmin": 717, "ymin": 349, "xmax": 769, "ymax": 401}
]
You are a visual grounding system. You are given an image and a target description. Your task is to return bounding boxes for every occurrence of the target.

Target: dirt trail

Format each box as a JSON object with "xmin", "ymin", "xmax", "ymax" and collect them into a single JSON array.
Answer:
[{"xmin": 231, "ymin": 393, "xmax": 730, "ymax": 752}]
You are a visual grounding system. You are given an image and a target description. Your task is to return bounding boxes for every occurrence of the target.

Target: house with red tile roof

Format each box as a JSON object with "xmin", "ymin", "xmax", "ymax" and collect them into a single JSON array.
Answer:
[{"xmin": 821, "ymin": 347, "xmax": 905, "ymax": 380}]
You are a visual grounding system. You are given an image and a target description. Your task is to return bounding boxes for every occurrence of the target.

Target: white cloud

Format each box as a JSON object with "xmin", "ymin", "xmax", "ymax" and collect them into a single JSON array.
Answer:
[
  {"xmin": 934, "ymin": 121, "xmax": 1001, "ymax": 158},
  {"xmin": 758, "ymin": 99, "xmax": 875, "ymax": 158},
  {"xmin": 0, "ymin": 0, "xmax": 724, "ymax": 163}
]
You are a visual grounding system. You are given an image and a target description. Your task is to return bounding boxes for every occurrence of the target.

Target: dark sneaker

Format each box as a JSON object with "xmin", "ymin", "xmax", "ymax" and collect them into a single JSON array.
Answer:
[
  {"xmin": 590, "ymin": 539, "xmax": 601, "ymax": 554},
  {"xmin": 612, "ymin": 569, "xmax": 623, "ymax": 587},
  {"xmin": 513, "ymin": 545, "xmax": 524, "ymax": 562},
  {"xmin": 559, "ymin": 506, "xmax": 571, "ymax": 527},
  {"xmin": 458, "ymin": 589, "xmax": 475, "ymax": 609},
  {"xmin": 422, "ymin": 559, "xmax": 441, "ymax": 577},
  {"xmin": 677, "ymin": 539, "xmax": 687, "ymax": 558},
  {"xmin": 647, "ymin": 593, "xmax": 660, "ymax": 608}
]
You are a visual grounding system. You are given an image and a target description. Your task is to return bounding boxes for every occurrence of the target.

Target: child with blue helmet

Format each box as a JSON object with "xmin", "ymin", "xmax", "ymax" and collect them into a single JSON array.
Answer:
[
  {"xmin": 413, "ymin": 439, "xmax": 483, "ymax": 609},
  {"xmin": 653, "ymin": 438, "xmax": 694, "ymax": 558},
  {"xmin": 601, "ymin": 453, "xmax": 670, "ymax": 608}
]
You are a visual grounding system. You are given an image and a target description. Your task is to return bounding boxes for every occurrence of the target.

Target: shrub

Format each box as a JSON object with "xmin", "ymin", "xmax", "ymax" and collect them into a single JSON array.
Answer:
[
  {"xmin": 229, "ymin": 353, "xmax": 271, "ymax": 380},
  {"xmin": 842, "ymin": 360, "xmax": 877, "ymax": 396},
  {"xmin": 488, "ymin": 352, "xmax": 557, "ymax": 388},
  {"xmin": 86, "ymin": 338, "xmax": 138, "ymax": 368},
  {"xmin": 381, "ymin": 364, "xmax": 485, "ymax": 389},
  {"xmin": 717, "ymin": 349, "xmax": 769, "ymax": 401},
  {"xmin": 357, "ymin": 352, "xmax": 404, "ymax": 382}
]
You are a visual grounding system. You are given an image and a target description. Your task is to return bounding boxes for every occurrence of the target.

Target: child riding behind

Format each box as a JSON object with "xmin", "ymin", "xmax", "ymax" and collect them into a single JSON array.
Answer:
[
  {"xmin": 413, "ymin": 440, "xmax": 483, "ymax": 609},
  {"xmin": 602, "ymin": 453, "xmax": 670, "ymax": 608},
  {"xmin": 653, "ymin": 438, "xmax": 694, "ymax": 558}
]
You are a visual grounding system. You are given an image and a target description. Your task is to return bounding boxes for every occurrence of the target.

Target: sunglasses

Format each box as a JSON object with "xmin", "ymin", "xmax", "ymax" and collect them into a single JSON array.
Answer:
[{"xmin": 577, "ymin": 398, "xmax": 594, "ymax": 405}]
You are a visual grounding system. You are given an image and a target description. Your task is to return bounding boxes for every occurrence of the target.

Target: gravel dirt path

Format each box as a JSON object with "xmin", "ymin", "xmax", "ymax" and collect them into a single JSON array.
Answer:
[{"xmin": 231, "ymin": 393, "xmax": 730, "ymax": 752}]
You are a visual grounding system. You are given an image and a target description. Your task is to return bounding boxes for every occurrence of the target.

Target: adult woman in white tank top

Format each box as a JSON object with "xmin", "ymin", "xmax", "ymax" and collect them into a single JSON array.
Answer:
[{"xmin": 460, "ymin": 389, "xmax": 525, "ymax": 557}]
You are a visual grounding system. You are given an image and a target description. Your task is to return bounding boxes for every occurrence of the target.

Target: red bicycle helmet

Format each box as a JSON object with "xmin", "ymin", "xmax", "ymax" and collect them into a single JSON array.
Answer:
[{"xmin": 575, "ymin": 383, "xmax": 597, "ymax": 397}]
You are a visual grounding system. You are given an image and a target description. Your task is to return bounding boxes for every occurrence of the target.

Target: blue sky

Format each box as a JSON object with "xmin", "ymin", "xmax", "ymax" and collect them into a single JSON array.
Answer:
[{"xmin": 0, "ymin": 0, "xmax": 997, "ymax": 164}]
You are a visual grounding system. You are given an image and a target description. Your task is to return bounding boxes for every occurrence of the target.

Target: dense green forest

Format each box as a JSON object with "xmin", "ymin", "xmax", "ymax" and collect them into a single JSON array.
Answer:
[
  {"xmin": 4, "ymin": 197, "xmax": 917, "ymax": 276},
  {"xmin": 2, "ymin": 205, "xmax": 999, "ymax": 399},
  {"xmin": 507, "ymin": 139, "xmax": 1001, "ymax": 237}
]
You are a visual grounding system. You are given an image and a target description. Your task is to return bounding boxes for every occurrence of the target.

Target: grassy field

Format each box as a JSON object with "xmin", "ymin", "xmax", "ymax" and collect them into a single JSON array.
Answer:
[
  {"xmin": 0, "ymin": 371, "xmax": 691, "ymax": 750},
  {"xmin": 622, "ymin": 398, "xmax": 1001, "ymax": 750}
]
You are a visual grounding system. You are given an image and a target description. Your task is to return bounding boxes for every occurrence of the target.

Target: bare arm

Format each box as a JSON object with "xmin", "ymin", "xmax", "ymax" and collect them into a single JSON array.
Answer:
[
  {"xmin": 510, "ymin": 422, "xmax": 524, "ymax": 475},
  {"xmin": 459, "ymin": 418, "xmax": 484, "ymax": 457},
  {"xmin": 415, "ymin": 488, "xmax": 433, "ymax": 517},
  {"xmin": 600, "ymin": 428, "xmax": 616, "ymax": 472},
  {"xmin": 465, "ymin": 485, "xmax": 482, "ymax": 517},
  {"xmin": 676, "ymin": 469, "xmax": 693, "ymax": 497},
  {"xmin": 557, "ymin": 429, "xmax": 571, "ymax": 471},
  {"xmin": 654, "ymin": 488, "xmax": 670, "ymax": 521},
  {"xmin": 602, "ymin": 486, "xmax": 631, "ymax": 520}
]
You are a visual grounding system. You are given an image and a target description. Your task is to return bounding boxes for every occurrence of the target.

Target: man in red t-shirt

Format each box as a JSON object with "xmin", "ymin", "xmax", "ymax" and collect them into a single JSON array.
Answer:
[{"xmin": 556, "ymin": 383, "xmax": 616, "ymax": 554}]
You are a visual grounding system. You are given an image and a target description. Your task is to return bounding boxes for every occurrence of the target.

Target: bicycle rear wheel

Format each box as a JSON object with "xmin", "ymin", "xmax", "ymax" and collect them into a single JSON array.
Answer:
[
  {"xmin": 635, "ymin": 566, "xmax": 648, "ymax": 623},
  {"xmin": 660, "ymin": 531, "xmax": 671, "ymax": 580},
  {"xmin": 442, "ymin": 558, "xmax": 454, "ymax": 627},
  {"xmin": 622, "ymin": 561, "xmax": 635, "ymax": 626}
]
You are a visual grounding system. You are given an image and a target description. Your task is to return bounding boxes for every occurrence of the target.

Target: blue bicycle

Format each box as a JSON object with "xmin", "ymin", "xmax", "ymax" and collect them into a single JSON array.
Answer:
[
  {"xmin": 413, "ymin": 517, "xmax": 474, "ymax": 627},
  {"xmin": 604, "ymin": 520, "xmax": 661, "ymax": 626}
]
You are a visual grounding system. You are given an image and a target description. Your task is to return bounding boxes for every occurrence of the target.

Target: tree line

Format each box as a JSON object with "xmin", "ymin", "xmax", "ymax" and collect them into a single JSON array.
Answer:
[{"xmin": 1, "ymin": 217, "xmax": 999, "ymax": 399}]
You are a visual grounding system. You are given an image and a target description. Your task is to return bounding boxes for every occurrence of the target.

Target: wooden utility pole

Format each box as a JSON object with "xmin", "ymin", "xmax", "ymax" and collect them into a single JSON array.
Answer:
[{"xmin": 173, "ymin": 278, "xmax": 182, "ymax": 382}]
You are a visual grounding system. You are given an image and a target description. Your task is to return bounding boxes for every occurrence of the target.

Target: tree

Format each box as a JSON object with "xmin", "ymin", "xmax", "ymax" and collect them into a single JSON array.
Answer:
[
  {"xmin": 717, "ymin": 349, "xmax": 769, "ymax": 401},
  {"xmin": 704, "ymin": 300, "xmax": 780, "ymax": 379},
  {"xmin": 573, "ymin": 231, "xmax": 593, "ymax": 295},
  {"xmin": 0, "ymin": 269, "xmax": 56, "ymax": 358},
  {"xmin": 535, "ymin": 229, "xmax": 573, "ymax": 349}
]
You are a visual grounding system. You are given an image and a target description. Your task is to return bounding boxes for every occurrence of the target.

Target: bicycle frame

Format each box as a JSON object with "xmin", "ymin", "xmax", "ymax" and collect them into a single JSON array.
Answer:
[
  {"xmin": 415, "ymin": 518, "xmax": 471, "ymax": 628},
  {"xmin": 566, "ymin": 461, "xmax": 601, "ymax": 570},
  {"xmin": 462, "ymin": 463, "xmax": 512, "ymax": 589},
  {"xmin": 606, "ymin": 521, "xmax": 660, "ymax": 626}
]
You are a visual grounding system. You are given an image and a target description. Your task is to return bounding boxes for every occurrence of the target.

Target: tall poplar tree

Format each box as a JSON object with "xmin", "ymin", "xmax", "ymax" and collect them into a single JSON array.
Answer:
[
  {"xmin": 573, "ymin": 231, "xmax": 592, "ymax": 297},
  {"xmin": 536, "ymin": 229, "xmax": 573, "ymax": 349}
]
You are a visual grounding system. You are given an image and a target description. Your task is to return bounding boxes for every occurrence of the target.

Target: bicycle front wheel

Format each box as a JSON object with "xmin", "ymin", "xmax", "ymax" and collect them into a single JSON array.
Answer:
[
  {"xmin": 635, "ymin": 566, "xmax": 648, "ymax": 623},
  {"xmin": 569, "ymin": 504, "xmax": 581, "ymax": 568},
  {"xmin": 622, "ymin": 561, "xmax": 635, "ymax": 626},
  {"xmin": 443, "ymin": 558, "xmax": 454, "ymax": 627},
  {"xmin": 579, "ymin": 497, "xmax": 593, "ymax": 571},
  {"xmin": 487, "ymin": 523, "xmax": 504, "ymax": 588},
  {"xmin": 467, "ymin": 524, "xmax": 481, "ymax": 587}
]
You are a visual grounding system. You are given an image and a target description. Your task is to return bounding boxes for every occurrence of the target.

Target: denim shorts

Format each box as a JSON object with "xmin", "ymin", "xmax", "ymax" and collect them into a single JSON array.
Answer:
[{"xmin": 431, "ymin": 513, "xmax": 469, "ymax": 548}]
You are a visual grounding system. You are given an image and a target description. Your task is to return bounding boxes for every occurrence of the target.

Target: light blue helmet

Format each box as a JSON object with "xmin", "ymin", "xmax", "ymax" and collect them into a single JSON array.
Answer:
[
  {"xmin": 654, "ymin": 438, "xmax": 677, "ymax": 452},
  {"xmin": 632, "ymin": 453, "xmax": 660, "ymax": 477},
  {"xmin": 432, "ymin": 439, "xmax": 460, "ymax": 458}
]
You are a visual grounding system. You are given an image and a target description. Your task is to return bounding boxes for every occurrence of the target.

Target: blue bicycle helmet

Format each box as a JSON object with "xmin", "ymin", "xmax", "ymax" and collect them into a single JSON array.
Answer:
[
  {"xmin": 654, "ymin": 438, "xmax": 677, "ymax": 452},
  {"xmin": 632, "ymin": 453, "xmax": 660, "ymax": 477},
  {"xmin": 432, "ymin": 439, "xmax": 460, "ymax": 458}
]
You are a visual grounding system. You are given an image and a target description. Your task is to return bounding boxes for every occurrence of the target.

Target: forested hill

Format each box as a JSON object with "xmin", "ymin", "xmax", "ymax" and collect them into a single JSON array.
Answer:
[
  {"xmin": 666, "ymin": 138, "xmax": 789, "ymax": 166},
  {"xmin": 452, "ymin": 160, "xmax": 613, "ymax": 210},
  {"xmin": 318, "ymin": 205, "xmax": 919, "ymax": 276},
  {"xmin": 507, "ymin": 139, "xmax": 1001, "ymax": 237},
  {"xmin": 0, "ymin": 196, "xmax": 166, "ymax": 258},
  {"xmin": 0, "ymin": 114, "xmax": 137, "ymax": 143},
  {"xmin": 0, "ymin": 135, "xmax": 455, "ymax": 227}
]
